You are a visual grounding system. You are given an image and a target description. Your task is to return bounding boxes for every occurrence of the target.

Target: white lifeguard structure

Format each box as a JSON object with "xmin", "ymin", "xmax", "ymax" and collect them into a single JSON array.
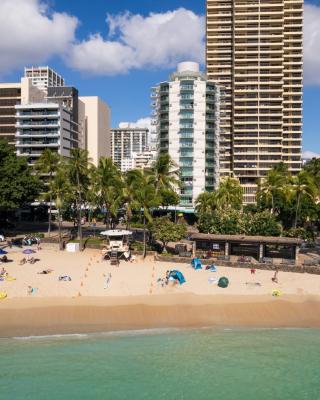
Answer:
[{"xmin": 100, "ymin": 230, "xmax": 132, "ymax": 262}]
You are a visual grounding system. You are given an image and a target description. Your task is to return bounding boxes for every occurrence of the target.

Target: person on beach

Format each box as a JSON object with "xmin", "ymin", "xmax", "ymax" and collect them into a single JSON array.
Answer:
[
  {"xmin": 165, "ymin": 270, "xmax": 170, "ymax": 285},
  {"xmin": 250, "ymin": 268, "xmax": 256, "ymax": 275},
  {"xmin": 272, "ymin": 270, "xmax": 279, "ymax": 283}
]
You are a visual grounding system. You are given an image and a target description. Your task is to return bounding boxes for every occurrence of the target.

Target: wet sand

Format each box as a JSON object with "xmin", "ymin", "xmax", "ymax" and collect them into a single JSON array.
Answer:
[{"xmin": 1, "ymin": 294, "xmax": 320, "ymax": 337}]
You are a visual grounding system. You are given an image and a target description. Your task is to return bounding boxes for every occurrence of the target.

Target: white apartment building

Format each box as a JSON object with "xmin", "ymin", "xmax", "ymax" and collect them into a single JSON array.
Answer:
[
  {"xmin": 206, "ymin": 0, "xmax": 303, "ymax": 203},
  {"xmin": 78, "ymin": 96, "xmax": 111, "ymax": 166},
  {"xmin": 152, "ymin": 62, "xmax": 220, "ymax": 210},
  {"xmin": 15, "ymin": 103, "xmax": 79, "ymax": 165},
  {"xmin": 24, "ymin": 66, "xmax": 64, "ymax": 91},
  {"xmin": 111, "ymin": 127, "xmax": 148, "ymax": 171}
]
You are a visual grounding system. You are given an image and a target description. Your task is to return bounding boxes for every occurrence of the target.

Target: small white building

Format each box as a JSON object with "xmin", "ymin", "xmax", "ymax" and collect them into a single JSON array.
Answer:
[{"xmin": 152, "ymin": 62, "xmax": 220, "ymax": 210}]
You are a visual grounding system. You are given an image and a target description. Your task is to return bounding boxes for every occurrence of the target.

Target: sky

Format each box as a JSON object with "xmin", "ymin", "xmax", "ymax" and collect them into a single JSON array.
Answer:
[{"xmin": 0, "ymin": 0, "xmax": 319, "ymax": 156}]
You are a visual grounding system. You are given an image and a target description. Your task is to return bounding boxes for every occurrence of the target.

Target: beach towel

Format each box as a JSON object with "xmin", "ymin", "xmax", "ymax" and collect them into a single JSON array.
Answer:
[{"xmin": 208, "ymin": 277, "xmax": 219, "ymax": 284}]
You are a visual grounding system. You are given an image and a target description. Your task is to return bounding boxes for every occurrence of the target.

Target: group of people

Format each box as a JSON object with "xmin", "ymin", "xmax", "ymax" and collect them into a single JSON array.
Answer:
[
  {"xmin": 19, "ymin": 257, "xmax": 37, "ymax": 265},
  {"xmin": 22, "ymin": 236, "xmax": 41, "ymax": 250}
]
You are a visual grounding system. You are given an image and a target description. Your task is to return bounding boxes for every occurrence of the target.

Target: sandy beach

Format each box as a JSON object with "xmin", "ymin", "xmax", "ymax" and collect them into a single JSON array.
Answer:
[{"xmin": 0, "ymin": 245, "xmax": 320, "ymax": 336}]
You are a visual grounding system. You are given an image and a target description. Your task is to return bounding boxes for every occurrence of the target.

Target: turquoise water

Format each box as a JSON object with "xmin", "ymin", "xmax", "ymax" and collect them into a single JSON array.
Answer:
[{"xmin": 0, "ymin": 328, "xmax": 319, "ymax": 400}]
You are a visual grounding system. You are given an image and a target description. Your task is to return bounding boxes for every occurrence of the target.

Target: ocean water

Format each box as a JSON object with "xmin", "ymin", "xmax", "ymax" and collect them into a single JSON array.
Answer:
[{"xmin": 0, "ymin": 328, "xmax": 319, "ymax": 400}]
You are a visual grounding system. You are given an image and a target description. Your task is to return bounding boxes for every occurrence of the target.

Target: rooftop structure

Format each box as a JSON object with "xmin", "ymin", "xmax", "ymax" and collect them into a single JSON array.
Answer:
[{"xmin": 24, "ymin": 66, "xmax": 64, "ymax": 90}]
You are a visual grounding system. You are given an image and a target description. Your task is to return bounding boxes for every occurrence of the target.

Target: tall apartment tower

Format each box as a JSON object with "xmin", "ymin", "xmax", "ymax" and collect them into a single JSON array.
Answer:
[
  {"xmin": 206, "ymin": 0, "xmax": 303, "ymax": 203},
  {"xmin": 152, "ymin": 62, "xmax": 220, "ymax": 210},
  {"xmin": 78, "ymin": 96, "xmax": 111, "ymax": 166},
  {"xmin": 111, "ymin": 126, "xmax": 148, "ymax": 171}
]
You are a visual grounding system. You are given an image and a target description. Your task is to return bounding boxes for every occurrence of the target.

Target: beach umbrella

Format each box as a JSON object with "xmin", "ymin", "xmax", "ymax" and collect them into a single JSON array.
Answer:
[
  {"xmin": 23, "ymin": 249, "xmax": 36, "ymax": 254},
  {"xmin": 0, "ymin": 249, "xmax": 8, "ymax": 255},
  {"xmin": 218, "ymin": 277, "xmax": 229, "ymax": 288}
]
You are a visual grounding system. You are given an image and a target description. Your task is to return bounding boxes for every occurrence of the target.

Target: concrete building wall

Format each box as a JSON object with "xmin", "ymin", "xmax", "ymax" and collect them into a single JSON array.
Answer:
[{"xmin": 78, "ymin": 96, "xmax": 111, "ymax": 166}]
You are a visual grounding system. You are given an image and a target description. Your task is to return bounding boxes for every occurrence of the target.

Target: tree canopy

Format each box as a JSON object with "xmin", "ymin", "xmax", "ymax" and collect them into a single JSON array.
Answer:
[{"xmin": 0, "ymin": 140, "xmax": 43, "ymax": 211}]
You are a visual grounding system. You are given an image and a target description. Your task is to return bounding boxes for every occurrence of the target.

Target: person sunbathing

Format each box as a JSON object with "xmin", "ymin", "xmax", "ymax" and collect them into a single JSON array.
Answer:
[
  {"xmin": 0, "ymin": 267, "xmax": 7, "ymax": 276},
  {"xmin": 19, "ymin": 258, "xmax": 26, "ymax": 265},
  {"xmin": 58, "ymin": 275, "xmax": 72, "ymax": 281},
  {"xmin": 37, "ymin": 269, "xmax": 53, "ymax": 275}
]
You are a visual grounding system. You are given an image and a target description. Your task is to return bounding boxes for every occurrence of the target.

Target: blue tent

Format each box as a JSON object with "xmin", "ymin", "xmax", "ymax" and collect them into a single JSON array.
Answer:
[
  {"xmin": 169, "ymin": 270, "xmax": 186, "ymax": 285},
  {"xmin": 191, "ymin": 258, "xmax": 202, "ymax": 270}
]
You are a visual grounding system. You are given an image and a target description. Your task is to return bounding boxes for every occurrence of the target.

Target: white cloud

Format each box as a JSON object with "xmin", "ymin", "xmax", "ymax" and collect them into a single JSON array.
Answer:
[
  {"xmin": 302, "ymin": 150, "xmax": 320, "ymax": 159},
  {"xmin": 0, "ymin": 0, "xmax": 78, "ymax": 76},
  {"xmin": 68, "ymin": 8, "xmax": 205, "ymax": 75},
  {"xmin": 304, "ymin": 3, "xmax": 320, "ymax": 85},
  {"xmin": 119, "ymin": 117, "xmax": 152, "ymax": 130}
]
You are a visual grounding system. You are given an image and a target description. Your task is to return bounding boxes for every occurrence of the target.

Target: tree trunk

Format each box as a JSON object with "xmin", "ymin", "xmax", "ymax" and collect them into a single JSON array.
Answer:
[
  {"xmin": 294, "ymin": 192, "xmax": 301, "ymax": 229},
  {"xmin": 48, "ymin": 171, "xmax": 53, "ymax": 237},
  {"xmin": 48, "ymin": 192, "xmax": 52, "ymax": 236},
  {"xmin": 271, "ymin": 194, "xmax": 274, "ymax": 214},
  {"xmin": 76, "ymin": 172, "xmax": 83, "ymax": 251},
  {"xmin": 143, "ymin": 215, "xmax": 147, "ymax": 259},
  {"xmin": 58, "ymin": 210, "xmax": 63, "ymax": 251}
]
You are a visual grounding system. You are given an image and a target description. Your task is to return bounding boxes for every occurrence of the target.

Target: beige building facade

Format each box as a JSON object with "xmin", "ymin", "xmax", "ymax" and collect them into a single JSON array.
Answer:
[
  {"xmin": 78, "ymin": 96, "xmax": 111, "ymax": 166},
  {"xmin": 206, "ymin": 0, "xmax": 303, "ymax": 203}
]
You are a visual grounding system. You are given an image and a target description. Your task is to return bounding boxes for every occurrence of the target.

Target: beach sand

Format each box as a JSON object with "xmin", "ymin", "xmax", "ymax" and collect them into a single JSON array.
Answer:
[{"xmin": 0, "ymin": 246, "xmax": 320, "ymax": 336}]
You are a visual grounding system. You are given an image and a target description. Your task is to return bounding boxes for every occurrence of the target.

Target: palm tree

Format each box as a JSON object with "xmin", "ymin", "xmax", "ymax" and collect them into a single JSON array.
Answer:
[
  {"xmin": 259, "ymin": 170, "xmax": 287, "ymax": 214},
  {"xmin": 35, "ymin": 149, "xmax": 60, "ymax": 236},
  {"xmin": 152, "ymin": 153, "xmax": 180, "ymax": 192},
  {"xmin": 195, "ymin": 192, "xmax": 217, "ymax": 215},
  {"xmin": 93, "ymin": 157, "xmax": 123, "ymax": 229},
  {"xmin": 216, "ymin": 177, "xmax": 243, "ymax": 210},
  {"xmin": 129, "ymin": 169, "xmax": 160, "ymax": 258},
  {"xmin": 50, "ymin": 170, "xmax": 70, "ymax": 250},
  {"xmin": 123, "ymin": 169, "xmax": 141, "ymax": 229},
  {"xmin": 67, "ymin": 148, "xmax": 92, "ymax": 250},
  {"xmin": 290, "ymin": 171, "xmax": 317, "ymax": 228}
]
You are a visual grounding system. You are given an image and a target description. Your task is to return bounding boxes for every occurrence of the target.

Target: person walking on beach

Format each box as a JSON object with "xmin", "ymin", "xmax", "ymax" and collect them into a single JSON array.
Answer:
[{"xmin": 272, "ymin": 269, "xmax": 279, "ymax": 283}]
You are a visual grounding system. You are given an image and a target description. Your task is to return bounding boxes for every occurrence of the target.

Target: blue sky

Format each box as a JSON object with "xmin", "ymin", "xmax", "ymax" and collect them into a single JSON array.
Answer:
[{"xmin": 1, "ymin": 0, "xmax": 319, "ymax": 155}]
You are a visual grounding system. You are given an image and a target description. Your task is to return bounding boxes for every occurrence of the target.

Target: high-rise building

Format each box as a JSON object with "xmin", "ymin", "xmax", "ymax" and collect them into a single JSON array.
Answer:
[
  {"xmin": 111, "ymin": 126, "xmax": 148, "ymax": 171},
  {"xmin": 15, "ymin": 103, "xmax": 79, "ymax": 166},
  {"xmin": 152, "ymin": 62, "xmax": 220, "ymax": 210},
  {"xmin": 0, "ymin": 83, "xmax": 21, "ymax": 144},
  {"xmin": 24, "ymin": 66, "xmax": 64, "ymax": 91},
  {"xmin": 206, "ymin": 0, "xmax": 303, "ymax": 203},
  {"xmin": 78, "ymin": 96, "xmax": 111, "ymax": 166}
]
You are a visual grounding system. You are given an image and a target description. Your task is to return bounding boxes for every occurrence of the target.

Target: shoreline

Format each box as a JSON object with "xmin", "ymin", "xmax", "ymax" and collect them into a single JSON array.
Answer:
[{"xmin": 1, "ymin": 294, "xmax": 320, "ymax": 337}]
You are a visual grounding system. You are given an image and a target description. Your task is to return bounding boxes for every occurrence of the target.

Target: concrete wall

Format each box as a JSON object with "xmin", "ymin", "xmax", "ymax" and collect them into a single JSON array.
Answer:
[
  {"xmin": 78, "ymin": 96, "xmax": 111, "ymax": 166},
  {"xmin": 20, "ymin": 77, "xmax": 45, "ymax": 105}
]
